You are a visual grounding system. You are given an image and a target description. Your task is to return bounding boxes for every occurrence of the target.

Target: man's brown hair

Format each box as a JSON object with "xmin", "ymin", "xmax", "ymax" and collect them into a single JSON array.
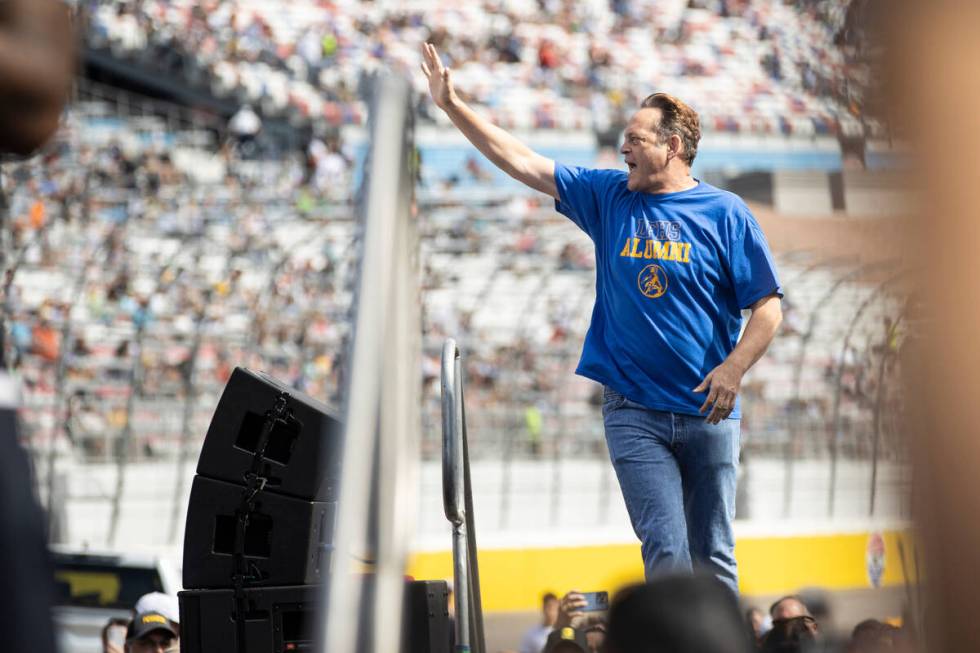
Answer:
[{"xmin": 640, "ymin": 93, "xmax": 701, "ymax": 166}]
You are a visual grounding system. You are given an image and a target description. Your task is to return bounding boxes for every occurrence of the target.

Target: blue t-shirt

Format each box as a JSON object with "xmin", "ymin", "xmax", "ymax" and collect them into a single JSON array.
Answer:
[{"xmin": 554, "ymin": 163, "xmax": 783, "ymax": 418}]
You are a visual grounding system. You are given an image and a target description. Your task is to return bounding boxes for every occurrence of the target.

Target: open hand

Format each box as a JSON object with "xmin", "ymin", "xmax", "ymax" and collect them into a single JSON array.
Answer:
[
  {"xmin": 694, "ymin": 360, "xmax": 744, "ymax": 424},
  {"xmin": 420, "ymin": 42, "xmax": 457, "ymax": 111}
]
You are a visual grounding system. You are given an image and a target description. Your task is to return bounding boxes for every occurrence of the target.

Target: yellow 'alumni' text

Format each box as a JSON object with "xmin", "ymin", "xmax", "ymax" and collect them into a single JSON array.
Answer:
[{"xmin": 618, "ymin": 237, "xmax": 692, "ymax": 263}]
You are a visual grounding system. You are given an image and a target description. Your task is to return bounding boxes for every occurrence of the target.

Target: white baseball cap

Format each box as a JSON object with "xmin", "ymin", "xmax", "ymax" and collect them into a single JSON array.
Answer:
[{"xmin": 134, "ymin": 592, "xmax": 180, "ymax": 624}]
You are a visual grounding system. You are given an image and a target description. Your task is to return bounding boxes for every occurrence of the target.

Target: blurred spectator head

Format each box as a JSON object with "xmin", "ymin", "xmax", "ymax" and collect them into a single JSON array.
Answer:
[
  {"xmin": 797, "ymin": 589, "xmax": 832, "ymax": 625},
  {"xmin": 761, "ymin": 616, "xmax": 819, "ymax": 653},
  {"xmin": 124, "ymin": 611, "xmax": 177, "ymax": 653},
  {"xmin": 543, "ymin": 626, "xmax": 589, "ymax": 653},
  {"xmin": 133, "ymin": 592, "xmax": 179, "ymax": 628},
  {"xmin": 603, "ymin": 574, "xmax": 752, "ymax": 653},
  {"xmin": 542, "ymin": 591, "xmax": 559, "ymax": 626},
  {"xmin": 583, "ymin": 620, "xmax": 606, "ymax": 653},
  {"xmin": 746, "ymin": 606, "xmax": 769, "ymax": 641},
  {"xmin": 639, "ymin": 92, "xmax": 701, "ymax": 167},
  {"xmin": 847, "ymin": 619, "xmax": 900, "ymax": 653},
  {"xmin": 770, "ymin": 595, "xmax": 812, "ymax": 621}
]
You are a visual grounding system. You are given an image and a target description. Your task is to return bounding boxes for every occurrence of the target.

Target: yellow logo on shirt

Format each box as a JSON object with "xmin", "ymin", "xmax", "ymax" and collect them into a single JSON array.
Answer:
[
  {"xmin": 618, "ymin": 237, "xmax": 692, "ymax": 263},
  {"xmin": 638, "ymin": 264, "xmax": 668, "ymax": 298}
]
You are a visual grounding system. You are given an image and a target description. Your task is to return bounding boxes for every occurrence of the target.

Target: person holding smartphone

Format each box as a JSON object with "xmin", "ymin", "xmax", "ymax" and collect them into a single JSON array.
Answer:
[{"xmin": 545, "ymin": 591, "xmax": 607, "ymax": 653}]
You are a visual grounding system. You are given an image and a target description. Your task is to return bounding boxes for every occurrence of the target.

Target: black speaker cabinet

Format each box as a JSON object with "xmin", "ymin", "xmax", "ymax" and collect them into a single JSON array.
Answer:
[
  {"xmin": 179, "ymin": 585, "xmax": 317, "ymax": 653},
  {"xmin": 179, "ymin": 581, "xmax": 450, "ymax": 653},
  {"xmin": 197, "ymin": 367, "xmax": 342, "ymax": 502},
  {"xmin": 404, "ymin": 580, "xmax": 451, "ymax": 653},
  {"xmin": 183, "ymin": 476, "xmax": 335, "ymax": 589}
]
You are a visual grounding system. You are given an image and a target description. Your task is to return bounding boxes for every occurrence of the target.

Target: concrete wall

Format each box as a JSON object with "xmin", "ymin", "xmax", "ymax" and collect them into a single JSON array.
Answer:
[{"xmin": 723, "ymin": 169, "xmax": 912, "ymax": 217}]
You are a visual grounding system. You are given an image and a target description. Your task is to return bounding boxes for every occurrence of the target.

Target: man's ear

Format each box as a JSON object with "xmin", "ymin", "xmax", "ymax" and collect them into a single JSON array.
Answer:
[{"xmin": 667, "ymin": 134, "xmax": 683, "ymax": 161}]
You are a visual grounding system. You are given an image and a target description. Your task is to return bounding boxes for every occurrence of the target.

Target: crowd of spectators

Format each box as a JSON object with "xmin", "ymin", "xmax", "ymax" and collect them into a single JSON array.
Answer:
[
  {"xmin": 2, "ymin": 103, "xmax": 356, "ymax": 459},
  {"xmin": 92, "ymin": 578, "xmax": 912, "ymax": 653},
  {"xmin": 508, "ymin": 581, "xmax": 914, "ymax": 653},
  {"xmin": 83, "ymin": 0, "xmax": 878, "ymax": 137},
  {"xmin": 2, "ymin": 94, "xmax": 903, "ymax": 466}
]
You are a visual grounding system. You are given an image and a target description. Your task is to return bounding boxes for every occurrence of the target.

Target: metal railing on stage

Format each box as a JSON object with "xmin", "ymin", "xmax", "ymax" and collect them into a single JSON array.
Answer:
[{"xmin": 441, "ymin": 338, "xmax": 486, "ymax": 653}]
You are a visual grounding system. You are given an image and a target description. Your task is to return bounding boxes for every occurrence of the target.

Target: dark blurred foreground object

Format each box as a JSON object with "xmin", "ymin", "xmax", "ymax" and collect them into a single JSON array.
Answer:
[
  {"xmin": 0, "ymin": 0, "xmax": 74, "ymax": 155},
  {"xmin": 0, "ymin": 373, "xmax": 58, "ymax": 653},
  {"xmin": 885, "ymin": 1, "xmax": 980, "ymax": 651},
  {"xmin": 761, "ymin": 616, "xmax": 818, "ymax": 653},
  {"xmin": 0, "ymin": 0, "xmax": 73, "ymax": 636},
  {"xmin": 604, "ymin": 574, "xmax": 753, "ymax": 653}
]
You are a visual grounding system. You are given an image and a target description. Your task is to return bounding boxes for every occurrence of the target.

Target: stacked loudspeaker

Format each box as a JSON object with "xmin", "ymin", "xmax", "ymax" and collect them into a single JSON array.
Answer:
[
  {"xmin": 178, "ymin": 368, "xmax": 451, "ymax": 653},
  {"xmin": 179, "ymin": 367, "xmax": 342, "ymax": 653}
]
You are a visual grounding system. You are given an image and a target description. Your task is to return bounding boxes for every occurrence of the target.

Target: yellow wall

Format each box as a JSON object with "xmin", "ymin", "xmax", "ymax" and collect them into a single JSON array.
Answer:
[{"xmin": 407, "ymin": 530, "xmax": 917, "ymax": 612}]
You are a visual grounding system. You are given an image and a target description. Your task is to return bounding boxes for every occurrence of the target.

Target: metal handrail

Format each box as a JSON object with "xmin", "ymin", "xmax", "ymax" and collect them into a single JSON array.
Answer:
[{"xmin": 442, "ymin": 339, "xmax": 486, "ymax": 653}]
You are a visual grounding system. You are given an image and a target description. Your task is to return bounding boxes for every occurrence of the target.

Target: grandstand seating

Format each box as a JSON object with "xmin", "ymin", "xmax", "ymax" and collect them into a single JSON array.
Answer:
[
  {"xmin": 83, "ymin": 0, "xmax": 881, "ymax": 137},
  {"xmin": 5, "ymin": 97, "xmax": 906, "ymax": 472}
]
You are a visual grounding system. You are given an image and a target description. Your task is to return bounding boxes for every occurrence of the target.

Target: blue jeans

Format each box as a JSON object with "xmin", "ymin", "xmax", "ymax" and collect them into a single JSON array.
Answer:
[{"xmin": 602, "ymin": 386, "xmax": 740, "ymax": 594}]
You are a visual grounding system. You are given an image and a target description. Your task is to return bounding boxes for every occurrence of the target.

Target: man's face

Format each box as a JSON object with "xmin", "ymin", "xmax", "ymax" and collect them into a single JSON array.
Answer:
[
  {"xmin": 125, "ymin": 631, "xmax": 177, "ymax": 653},
  {"xmin": 772, "ymin": 598, "xmax": 808, "ymax": 621},
  {"xmin": 621, "ymin": 108, "xmax": 671, "ymax": 193}
]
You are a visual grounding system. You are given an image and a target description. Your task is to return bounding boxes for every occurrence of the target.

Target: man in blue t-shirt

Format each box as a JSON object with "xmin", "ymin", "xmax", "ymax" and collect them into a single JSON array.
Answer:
[{"xmin": 422, "ymin": 43, "xmax": 783, "ymax": 594}]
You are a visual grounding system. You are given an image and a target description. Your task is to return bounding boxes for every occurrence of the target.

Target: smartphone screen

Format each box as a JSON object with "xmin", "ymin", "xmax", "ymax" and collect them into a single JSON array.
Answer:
[{"xmin": 580, "ymin": 591, "xmax": 609, "ymax": 612}]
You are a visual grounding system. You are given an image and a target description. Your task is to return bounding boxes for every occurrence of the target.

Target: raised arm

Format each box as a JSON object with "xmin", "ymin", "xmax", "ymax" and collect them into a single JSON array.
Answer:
[{"xmin": 421, "ymin": 43, "xmax": 558, "ymax": 200}]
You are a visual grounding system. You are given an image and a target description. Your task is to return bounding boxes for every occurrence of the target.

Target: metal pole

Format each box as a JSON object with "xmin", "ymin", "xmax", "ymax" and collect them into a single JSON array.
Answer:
[
  {"xmin": 44, "ymin": 230, "xmax": 113, "ymax": 532},
  {"xmin": 549, "ymin": 403, "xmax": 562, "ymax": 527},
  {"xmin": 106, "ymin": 321, "xmax": 145, "ymax": 546},
  {"xmin": 870, "ymin": 313, "xmax": 905, "ymax": 517},
  {"xmin": 783, "ymin": 259, "xmax": 896, "ymax": 518},
  {"xmin": 106, "ymin": 244, "xmax": 186, "ymax": 546},
  {"xmin": 827, "ymin": 271, "xmax": 906, "ymax": 516},
  {"xmin": 0, "ymin": 166, "xmax": 8, "ymax": 371},
  {"xmin": 498, "ymin": 413, "xmax": 513, "ymax": 531},
  {"xmin": 321, "ymin": 73, "xmax": 416, "ymax": 653},
  {"xmin": 460, "ymin": 377, "xmax": 486, "ymax": 653},
  {"xmin": 371, "ymin": 125, "xmax": 422, "ymax": 653},
  {"xmin": 441, "ymin": 339, "xmax": 486, "ymax": 653},
  {"xmin": 167, "ymin": 303, "xmax": 205, "ymax": 545},
  {"xmin": 442, "ymin": 342, "xmax": 471, "ymax": 651},
  {"xmin": 244, "ymin": 224, "xmax": 323, "ymax": 356}
]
